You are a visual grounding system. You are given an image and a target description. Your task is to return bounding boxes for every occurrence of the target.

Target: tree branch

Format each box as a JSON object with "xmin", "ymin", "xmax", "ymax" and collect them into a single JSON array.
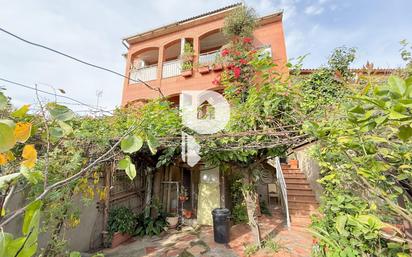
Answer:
[{"xmin": 0, "ymin": 123, "xmax": 137, "ymax": 228}]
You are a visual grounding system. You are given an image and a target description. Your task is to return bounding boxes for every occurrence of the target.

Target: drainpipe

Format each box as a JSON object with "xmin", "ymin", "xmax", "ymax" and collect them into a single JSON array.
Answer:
[{"xmin": 122, "ymin": 39, "xmax": 130, "ymax": 49}]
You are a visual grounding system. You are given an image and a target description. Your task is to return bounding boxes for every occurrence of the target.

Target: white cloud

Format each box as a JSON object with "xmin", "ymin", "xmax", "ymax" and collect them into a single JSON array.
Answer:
[{"xmin": 304, "ymin": 5, "xmax": 324, "ymax": 15}]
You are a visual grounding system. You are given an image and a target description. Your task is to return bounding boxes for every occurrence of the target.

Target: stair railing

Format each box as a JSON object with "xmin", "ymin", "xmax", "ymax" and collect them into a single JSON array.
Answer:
[{"xmin": 274, "ymin": 156, "xmax": 291, "ymax": 228}]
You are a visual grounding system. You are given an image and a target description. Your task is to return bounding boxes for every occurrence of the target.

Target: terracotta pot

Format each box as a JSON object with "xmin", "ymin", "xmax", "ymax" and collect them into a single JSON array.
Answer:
[
  {"xmin": 289, "ymin": 159, "xmax": 298, "ymax": 169},
  {"xmin": 181, "ymin": 69, "xmax": 193, "ymax": 77},
  {"xmin": 198, "ymin": 65, "xmax": 210, "ymax": 74},
  {"xmin": 212, "ymin": 64, "xmax": 223, "ymax": 71},
  {"xmin": 111, "ymin": 232, "xmax": 131, "ymax": 248},
  {"xmin": 183, "ymin": 210, "xmax": 192, "ymax": 219},
  {"xmin": 166, "ymin": 216, "xmax": 179, "ymax": 228}
]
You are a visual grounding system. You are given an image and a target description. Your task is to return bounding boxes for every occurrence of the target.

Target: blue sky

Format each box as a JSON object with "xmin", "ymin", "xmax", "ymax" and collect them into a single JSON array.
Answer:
[{"xmin": 0, "ymin": 0, "xmax": 411, "ymax": 111}]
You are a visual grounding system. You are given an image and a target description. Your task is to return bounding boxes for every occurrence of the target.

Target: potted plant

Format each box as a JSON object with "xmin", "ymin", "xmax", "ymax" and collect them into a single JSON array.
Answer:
[
  {"xmin": 181, "ymin": 61, "xmax": 193, "ymax": 77},
  {"xmin": 107, "ymin": 206, "xmax": 136, "ymax": 248},
  {"xmin": 212, "ymin": 62, "xmax": 223, "ymax": 71},
  {"xmin": 198, "ymin": 64, "xmax": 210, "ymax": 74},
  {"xmin": 179, "ymin": 185, "xmax": 189, "ymax": 202},
  {"xmin": 181, "ymin": 42, "xmax": 194, "ymax": 62},
  {"xmin": 166, "ymin": 213, "xmax": 179, "ymax": 228}
]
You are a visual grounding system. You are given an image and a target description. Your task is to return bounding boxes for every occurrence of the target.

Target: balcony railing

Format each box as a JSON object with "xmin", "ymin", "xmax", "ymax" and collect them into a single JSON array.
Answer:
[
  {"xmin": 162, "ymin": 59, "xmax": 182, "ymax": 78},
  {"xmin": 199, "ymin": 50, "xmax": 220, "ymax": 65},
  {"xmin": 129, "ymin": 65, "xmax": 157, "ymax": 83}
]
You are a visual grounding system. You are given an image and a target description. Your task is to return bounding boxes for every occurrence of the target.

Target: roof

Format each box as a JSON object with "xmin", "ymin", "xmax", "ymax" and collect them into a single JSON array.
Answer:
[
  {"xmin": 293, "ymin": 68, "xmax": 396, "ymax": 75},
  {"xmin": 123, "ymin": 3, "xmax": 283, "ymax": 45}
]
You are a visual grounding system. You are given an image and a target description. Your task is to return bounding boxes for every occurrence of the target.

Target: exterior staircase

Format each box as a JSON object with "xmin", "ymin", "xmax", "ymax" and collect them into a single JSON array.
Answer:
[{"xmin": 281, "ymin": 163, "xmax": 319, "ymax": 227}]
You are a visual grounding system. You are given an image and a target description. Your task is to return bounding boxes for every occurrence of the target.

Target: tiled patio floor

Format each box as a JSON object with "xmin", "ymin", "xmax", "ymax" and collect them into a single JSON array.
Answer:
[{"xmin": 91, "ymin": 209, "xmax": 313, "ymax": 257}]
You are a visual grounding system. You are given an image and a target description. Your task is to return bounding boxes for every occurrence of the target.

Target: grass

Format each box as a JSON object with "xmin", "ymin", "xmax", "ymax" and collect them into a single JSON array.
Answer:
[{"xmin": 244, "ymin": 243, "xmax": 259, "ymax": 257}]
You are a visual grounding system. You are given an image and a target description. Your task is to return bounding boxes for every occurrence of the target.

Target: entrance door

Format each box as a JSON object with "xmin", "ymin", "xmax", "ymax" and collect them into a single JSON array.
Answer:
[{"xmin": 197, "ymin": 167, "xmax": 220, "ymax": 225}]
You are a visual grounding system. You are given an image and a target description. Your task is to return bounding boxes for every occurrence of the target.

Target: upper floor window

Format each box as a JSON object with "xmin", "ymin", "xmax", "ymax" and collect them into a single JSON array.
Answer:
[
  {"xmin": 129, "ymin": 48, "xmax": 159, "ymax": 83},
  {"xmin": 199, "ymin": 30, "xmax": 228, "ymax": 66}
]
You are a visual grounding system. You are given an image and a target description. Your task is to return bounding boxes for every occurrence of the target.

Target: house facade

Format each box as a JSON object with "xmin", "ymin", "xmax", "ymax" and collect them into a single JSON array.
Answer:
[
  {"xmin": 119, "ymin": 4, "xmax": 319, "ymax": 228},
  {"xmin": 121, "ymin": 3, "xmax": 288, "ymax": 106}
]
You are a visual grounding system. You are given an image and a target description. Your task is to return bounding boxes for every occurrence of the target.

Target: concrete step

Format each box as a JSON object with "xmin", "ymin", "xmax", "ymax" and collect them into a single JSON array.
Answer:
[
  {"xmin": 281, "ymin": 168, "xmax": 302, "ymax": 173},
  {"xmin": 286, "ymin": 184, "xmax": 313, "ymax": 190},
  {"xmin": 283, "ymin": 173, "xmax": 306, "ymax": 179},
  {"xmin": 285, "ymin": 178, "xmax": 310, "ymax": 184},
  {"xmin": 289, "ymin": 209, "xmax": 316, "ymax": 216},
  {"xmin": 288, "ymin": 195, "xmax": 317, "ymax": 202},
  {"xmin": 288, "ymin": 189, "xmax": 315, "ymax": 196},
  {"xmin": 289, "ymin": 202, "xmax": 319, "ymax": 211}
]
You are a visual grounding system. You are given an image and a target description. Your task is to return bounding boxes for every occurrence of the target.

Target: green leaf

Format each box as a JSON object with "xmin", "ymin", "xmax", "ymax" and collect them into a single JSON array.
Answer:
[
  {"xmin": 57, "ymin": 121, "xmax": 73, "ymax": 136},
  {"xmin": 22, "ymin": 200, "xmax": 42, "ymax": 235},
  {"xmin": 0, "ymin": 92, "xmax": 8, "ymax": 110},
  {"xmin": 46, "ymin": 103, "xmax": 75, "ymax": 121},
  {"xmin": 11, "ymin": 105, "xmax": 30, "ymax": 118},
  {"xmin": 146, "ymin": 134, "xmax": 159, "ymax": 155},
  {"xmin": 20, "ymin": 166, "xmax": 43, "ymax": 185},
  {"xmin": 121, "ymin": 135, "xmax": 143, "ymax": 154},
  {"xmin": 118, "ymin": 157, "xmax": 136, "ymax": 180},
  {"xmin": 388, "ymin": 75, "xmax": 406, "ymax": 96},
  {"xmin": 0, "ymin": 121, "xmax": 16, "ymax": 152},
  {"xmin": 388, "ymin": 110, "xmax": 409, "ymax": 120},
  {"xmin": 398, "ymin": 125, "xmax": 412, "ymax": 141},
  {"xmin": 49, "ymin": 127, "xmax": 64, "ymax": 141},
  {"xmin": 335, "ymin": 215, "xmax": 348, "ymax": 236}
]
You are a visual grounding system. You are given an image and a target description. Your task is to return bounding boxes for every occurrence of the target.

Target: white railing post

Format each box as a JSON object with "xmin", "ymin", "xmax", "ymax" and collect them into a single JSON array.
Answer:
[
  {"xmin": 275, "ymin": 156, "xmax": 290, "ymax": 228},
  {"xmin": 198, "ymin": 50, "xmax": 220, "ymax": 66}
]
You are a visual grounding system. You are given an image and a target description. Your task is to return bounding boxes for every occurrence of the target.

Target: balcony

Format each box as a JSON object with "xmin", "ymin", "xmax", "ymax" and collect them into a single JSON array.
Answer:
[
  {"xmin": 129, "ymin": 65, "xmax": 157, "ymax": 83},
  {"xmin": 199, "ymin": 50, "xmax": 220, "ymax": 66},
  {"xmin": 162, "ymin": 59, "xmax": 182, "ymax": 78}
]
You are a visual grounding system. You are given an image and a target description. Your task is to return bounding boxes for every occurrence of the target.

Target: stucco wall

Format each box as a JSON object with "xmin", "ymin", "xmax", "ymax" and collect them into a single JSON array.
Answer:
[
  {"xmin": 291, "ymin": 143, "xmax": 323, "ymax": 201},
  {"xmin": 4, "ymin": 189, "xmax": 104, "ymax": 253}
]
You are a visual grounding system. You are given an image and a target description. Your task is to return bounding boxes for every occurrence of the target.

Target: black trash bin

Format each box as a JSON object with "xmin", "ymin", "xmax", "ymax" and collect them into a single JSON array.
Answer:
[{"xmin": 212, "ymin": 208, "xmax": 231, "ymax": 244}]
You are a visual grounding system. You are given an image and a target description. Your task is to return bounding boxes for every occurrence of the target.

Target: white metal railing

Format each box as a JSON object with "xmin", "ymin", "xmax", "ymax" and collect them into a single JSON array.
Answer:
[
  {"xmin": 274, "ymin": 156, "xmax": 290, "ymax": 228},
  {"xmin": 162, "ymin": 59, "xmax": 182, "ymax": 78},
  {"xmin": 129, "ymin": 65, "xmax": 157, "ymax": 83},
  {"xmin": 199, "ymin": 50, "xmax": 220, "ymax": 65}
]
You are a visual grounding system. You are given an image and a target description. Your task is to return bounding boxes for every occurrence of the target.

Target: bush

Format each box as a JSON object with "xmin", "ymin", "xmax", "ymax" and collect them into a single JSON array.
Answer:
[
  {"xmin": 135, "ymin": 208, "xmax": 168, "ymax": 236},
  {"xmin": 107, "ymin": 206, "xmax": 136, "ymax": 236},
  {"xmin": 223, "ymin": 6, "xmax": 257, "ymax": 38}
]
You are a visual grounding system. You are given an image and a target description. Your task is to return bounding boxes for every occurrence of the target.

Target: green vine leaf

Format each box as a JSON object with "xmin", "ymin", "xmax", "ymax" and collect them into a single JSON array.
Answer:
[
  {"xmin": 398, "ymin": 125, "xmax": 412, "ymax": 141},
  {"xmin": 11, "ymin": 105, "xmax": 30, "ymax": 118},
  {"xmin": 120, "ymin": 135, "xmax": 143, "ymax": 154},
  {"xmin": 0, "ymin": 121, "xmax": 16, "ymax": 152},
  {"xmin": 146, "ymin": 134, "xmax": 159, "ymax": 155},
  {"xmin": 118, "ymin": 156, "xmax": 136, "ymax": 180},
  {"xmin": 46, "ymin": 103, "xmax": 75, "ymax": 121}
]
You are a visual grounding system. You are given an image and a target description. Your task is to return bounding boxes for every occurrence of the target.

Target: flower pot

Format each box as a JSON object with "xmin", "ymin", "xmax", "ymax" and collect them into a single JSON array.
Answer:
[
  {"xmin": 181, "ymin": 69, "xmax": 193, "ymax": 77},
  {"xmin": 111, "ymin": 232, "xmax": 131, "ymax": 248},
  {"xmin": 183, "ymin": 209, "xmax": 192, "ymax": 219},
  {"xmin": 166, "ymin": 216, "xmax": 179, "ymax": 228},
  {"xmin": 198, "ymin": 65, "xmax": 210, "ymax": 74},
  {"xmin": 212, "ymin": 64, "xmax": 223, "ymax": 71},
  {"xmin": 289, "ymin": 159, "xmax": 298, "ymax": 169}
]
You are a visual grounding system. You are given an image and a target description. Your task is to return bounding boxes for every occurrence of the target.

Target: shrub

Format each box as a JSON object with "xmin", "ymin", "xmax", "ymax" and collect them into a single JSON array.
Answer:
[
  {"xmin": 107, "ymin": 206, "xmax": 136, "ymax": 236},
  {"xmin": 135, "ymin": 208, "xmax": 168, "ymax": 236},
  {"xmin": 223, "ymin": 6, "xmax": 257, "ymax": 38}
]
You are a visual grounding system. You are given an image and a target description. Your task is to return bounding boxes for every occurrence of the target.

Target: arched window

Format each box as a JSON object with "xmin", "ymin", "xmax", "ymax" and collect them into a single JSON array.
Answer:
[
  {"xmin": 198, "ymin": 30, "xmax": 228, "ymax": 66},
  {"xmin": 130, "ymin": 48, "xmax": 159, "ymax": 83}
]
